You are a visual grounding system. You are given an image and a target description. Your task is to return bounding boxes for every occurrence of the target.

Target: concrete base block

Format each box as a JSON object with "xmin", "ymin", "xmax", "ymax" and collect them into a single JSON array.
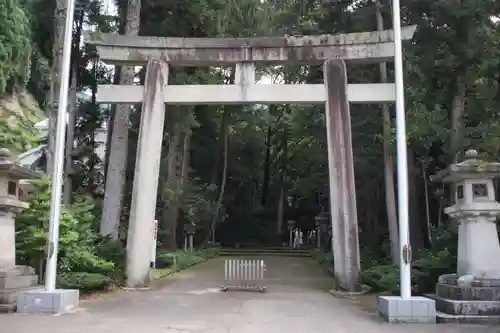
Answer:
[
  {"xmin": 17, "ymin": 288, "xmax": 79, "ymax": 314},
  {"xmin": 378, "ymin": 295, "xmax": 436, "ymax": 323}
]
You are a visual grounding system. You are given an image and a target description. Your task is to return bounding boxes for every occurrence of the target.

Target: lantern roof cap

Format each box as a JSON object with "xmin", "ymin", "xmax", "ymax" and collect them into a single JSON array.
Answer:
[{"xmin": 431, "ymin": 149, "xmax": 500, "ymax": 183}]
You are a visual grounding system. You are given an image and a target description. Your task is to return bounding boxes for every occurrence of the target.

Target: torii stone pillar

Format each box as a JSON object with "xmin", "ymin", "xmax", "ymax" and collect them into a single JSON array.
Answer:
[
  {"xmin": 324, "ymin": 59, "xmax": 360, "ymax": 292},
  {"xmin": 126, "ymin": 60, "xmax": 169, "ymax": 287}
]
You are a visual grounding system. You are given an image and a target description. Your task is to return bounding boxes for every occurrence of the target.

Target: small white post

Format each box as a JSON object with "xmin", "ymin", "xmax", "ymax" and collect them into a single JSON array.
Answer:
[
  {"xmin": 150, "ymin": 219, "xmax": 158, "ymax": 268},
  {"xmin": 391, "ymin": 0, "xmax": 412, "ymax": 299}
]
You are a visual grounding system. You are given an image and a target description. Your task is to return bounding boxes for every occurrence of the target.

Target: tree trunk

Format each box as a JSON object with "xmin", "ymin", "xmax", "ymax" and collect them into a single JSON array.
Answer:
[
  {"xmin": 421, "ymin": 161, "xmax": 432, "ymax": 246},
  {"xmin": 209, "ymin": 110, "xmax": 229, "ymax": 243},
  {"xmin": 276, "ymin": 188, "xmax": 284, "ymax": 236},
  {"xmin": 88, "ymin": 59, "xmax": 99, "ymax": 193},
  {"xmin": 62, "ymin": 8, "xmax": 85, "ymax": 204},
  {"xmin": 180, "ymin": 126, "xmax": 192, "ymax": 191},
  {"xmin": 449, "ymin": 75, "xmax": 466, "ymax": 163},
  {"xmin": 63, "ymin": 65, "xmax": 77, "ymax": 204},
  {"xmin": 261, "ymin": 123, "xmax": 273, "ymax": 207},
  {"xmin": 276, "ymin": 121, "xmax": 288, "ymax": 236},
  {"xmin": 100, "ymin": 0, "xmax": 141, "ymax": 239},
  {"xmin": 211, "ymin": 72, "xmax": 234, "ymax": 185},
  {"xmin": 162, "ymin": 122, "xmax": 183, "ymax": 250},
  {"xmin": 447, "ymin": 74, "xmax": 467, "ymax": 212},
  {"xmin": 179, "ymin": 110, "xmax": 193, "ymax": 242},
  {"xmin": 104, "ymin": 68, "xmax": 121, "ymax": 180},
  {"xmin": 408, "ymin": 148, "xmax": 425, "ymax": 250},
  {"xmin": 103, "ymin": 4, "xmax": 126, "ymax": 180},
  {"xmin": 376, "ymin": 0, "xmax": 399, "ymax": 265},
  {"xmin": 365, "ymin": 186, "xmax": 379, "ymax": 256},
  {"xmin": 210, "ymin": 114, "xmax": 223, "ymax": 185},
  {"xmin": 46, "ymin": 0, "xmax": 67, "ymax": 173}
]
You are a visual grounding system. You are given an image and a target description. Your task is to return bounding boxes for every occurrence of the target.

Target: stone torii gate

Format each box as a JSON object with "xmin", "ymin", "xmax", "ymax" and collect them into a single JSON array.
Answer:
[{"xmin": 87, "ymin": 26, "xmax": 416, "ymax": 290}]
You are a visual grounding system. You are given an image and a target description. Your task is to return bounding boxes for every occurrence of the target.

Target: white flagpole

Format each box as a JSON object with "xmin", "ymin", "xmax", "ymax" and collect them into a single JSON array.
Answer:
[
  {"xmin": 391, "ymin": 0, "xmax": 412, "ymax": 299},
  {"xmin": 45, "ymin": 0, "xmax": 77, "ymax": 292}
]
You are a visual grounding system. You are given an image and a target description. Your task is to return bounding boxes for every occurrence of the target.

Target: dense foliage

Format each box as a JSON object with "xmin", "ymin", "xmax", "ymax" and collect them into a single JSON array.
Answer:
[
  {"xmin": 2, "ymin": 0, "xmax": 500, "ymax": 294},
  {"xmin": 0, "ymin": 0, "xmax": 31, "ymax": 94},
  {"xmin": 16, "ymin": 178, "xmax": 117, "ymax": 290}
]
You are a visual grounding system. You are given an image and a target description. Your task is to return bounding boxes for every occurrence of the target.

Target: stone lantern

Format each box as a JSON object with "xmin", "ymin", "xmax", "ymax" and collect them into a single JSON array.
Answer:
[
  {"xmin": 429, "ymin": 149, "xmax": 500, "ymax": 323},
  {"xmin": 0, "ymin": 148, "xmax": 39, "ymax": 312}
]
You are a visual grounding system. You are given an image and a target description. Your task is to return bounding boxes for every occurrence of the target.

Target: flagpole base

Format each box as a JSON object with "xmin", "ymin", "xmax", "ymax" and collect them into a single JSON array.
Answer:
[
  {"xmin": 17, "ymin": 288, "xmax": 79, "ymax": 314},
  {"xmin": 378, "ymin": 295, "xmax": 436, "ymax": 323}
]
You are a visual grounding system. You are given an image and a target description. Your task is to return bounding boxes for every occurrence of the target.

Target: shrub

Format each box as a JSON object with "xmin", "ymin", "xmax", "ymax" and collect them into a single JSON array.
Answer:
[
  {"xmin": 155, "ymin": 247, "xmax": 220, "ymax": 270},
  {"xmin": 96, "ymin": 238, "xmax": 126, "ymax": 281},
  {"xmin": 176, "ymin": 252, "xmax": 205, "ymax": 270},
  {"xmin": 361, "ymin": 223, "xmax": 458, "ymax": 295},
  {"xmin": 57, "ymin": 272, "xmax": 113, "ymax": 293},
  {"xmin": 361, "ymin": 264, "xmax": 401, "ymax": 294},
  {"xmin": 312, "ymin": 249, "xmax": 333, "ymax": 268},
  {"xmin": 155, "ymin": 252, "xmax": 177, "ymax": 269},
  {"xmin": 16, "ymin": 178, "xmax": 116, "ymax": 291},
  {"xmin": 197, "ymin": 247, "xmax": 220, "ymax": 259},
  {"xmin": 362, "ymin": 243, "xmax": 456, "ymax": 294}
]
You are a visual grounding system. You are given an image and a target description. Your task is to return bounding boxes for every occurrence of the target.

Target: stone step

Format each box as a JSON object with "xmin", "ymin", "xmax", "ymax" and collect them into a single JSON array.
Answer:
[
  {"xmin": 227, "ymin": 245, "xmax": 314, "ymax": 249},
  {"xmin": 0, "ymin": 274, "xmax": 38, "ymax": 289},
  {"xmin": 221, "ymin": 248, "xmax": 312, "ymax": 253},
  {"xmin": 220, "ymin": 247, "xmax": 313, "ymax": 257},
  {"xmin": 0, "ymin": 303, "xmax": 16, "ymax": 313},
  {"xmin": 220, "ymin": 249, "xmax": 311, "ymax": 254},
  {"xmin": 427, "ymin": 294, "xmax": 500, "ymax": 316},
  {"xmin": 220, "ymin": 252, "xmax": 312, "ymax": 258},
  {"xmin": 0, "ymin": 285, "xmax": 42, "ymax": 304},
  {"xmin": 436, "ymin": 282, "xmax": 500, "ymax": 301},
  {"xmin": 0, "ymin": 265, "xmax": 35, "ymax": 278},
  {"xmin": 436, "ymin": 311, "xmax": 500, "ymax": 325}
]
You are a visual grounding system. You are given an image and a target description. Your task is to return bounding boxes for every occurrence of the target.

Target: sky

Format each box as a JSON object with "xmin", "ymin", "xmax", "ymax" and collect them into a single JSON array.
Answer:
[{"xmin": 101, "ymin": 0, "xmax": 117, "ymax": 16}]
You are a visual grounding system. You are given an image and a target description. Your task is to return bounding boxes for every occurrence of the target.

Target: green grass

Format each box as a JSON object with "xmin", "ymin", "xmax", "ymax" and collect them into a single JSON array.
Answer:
[{"xmin": 151, "ymin": 247, "xmax": 220, "ymax": 280}]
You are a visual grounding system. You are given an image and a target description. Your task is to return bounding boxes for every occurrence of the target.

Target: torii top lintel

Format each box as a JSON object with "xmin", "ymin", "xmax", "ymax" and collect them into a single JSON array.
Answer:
[{"xmin": 86, "ymin": 25, "xmax": 416, "ymax": 66}]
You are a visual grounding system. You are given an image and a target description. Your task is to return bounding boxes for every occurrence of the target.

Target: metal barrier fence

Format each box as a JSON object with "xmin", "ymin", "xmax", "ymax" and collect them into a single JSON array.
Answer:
[{"xmin": 221, "ymin": 259, "xmax": 266, "ymax": 292}]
